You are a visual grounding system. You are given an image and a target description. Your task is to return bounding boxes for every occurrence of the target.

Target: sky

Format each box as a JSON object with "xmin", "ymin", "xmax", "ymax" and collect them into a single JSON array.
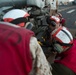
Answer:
[{"xmin": 69, "ymin": 0, "xmax": 74, "ymax": 1}]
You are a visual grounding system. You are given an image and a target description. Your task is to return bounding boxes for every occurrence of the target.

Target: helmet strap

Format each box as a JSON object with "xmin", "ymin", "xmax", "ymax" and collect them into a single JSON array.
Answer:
[{"xmin": 10, "ymin": 17, "xmax": 28, "ymax": 25}]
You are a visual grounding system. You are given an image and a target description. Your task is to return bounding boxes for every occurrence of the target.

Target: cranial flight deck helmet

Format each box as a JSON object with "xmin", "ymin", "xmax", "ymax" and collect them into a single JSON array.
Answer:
[
  {"xmin": 3, "ymin": 9, "xmax": 30, "ymax": 27},
  {"xmin": 51, "ymin": 26, "xmax": 73, "ymax": 53},
  {"xmin": 46, "ymin": 16, "xmax": 60, "ymax": 27}
]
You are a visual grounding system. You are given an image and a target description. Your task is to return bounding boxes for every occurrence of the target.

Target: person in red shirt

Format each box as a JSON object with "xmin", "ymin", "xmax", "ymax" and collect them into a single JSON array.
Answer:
[
  {"xmin": 46, "ymin": 15, "xmax": 76, "ymax": 75},
  {"xmin": 0, "ymin": 9, "xmax": 52, "ymax": 75},
  {"xmin": 50, "ymin": 25, "xmax": 75, "ymax": 75}
]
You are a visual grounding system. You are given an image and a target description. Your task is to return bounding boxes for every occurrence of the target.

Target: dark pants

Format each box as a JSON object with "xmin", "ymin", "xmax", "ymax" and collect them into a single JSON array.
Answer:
[{"xmin": 51, "ymin": 63, "xmax": 75, "ymax": 75}]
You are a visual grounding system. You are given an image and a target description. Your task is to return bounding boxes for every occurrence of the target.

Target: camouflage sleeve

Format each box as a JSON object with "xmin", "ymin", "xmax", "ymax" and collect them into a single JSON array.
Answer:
[{"xmin": 29, "ymin": 37, "xmax": 52, "ymax": 75}]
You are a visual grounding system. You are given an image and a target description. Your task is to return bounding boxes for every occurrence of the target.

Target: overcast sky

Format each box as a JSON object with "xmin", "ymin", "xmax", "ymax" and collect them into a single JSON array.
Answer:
[{"xmin": 69, "ymin": 0, "xmax": 74, "ymax": 1}]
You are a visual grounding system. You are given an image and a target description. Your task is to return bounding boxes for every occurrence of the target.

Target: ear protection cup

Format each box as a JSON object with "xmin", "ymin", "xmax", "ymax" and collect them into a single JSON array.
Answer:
[
  {"xmin": 25, "ymin": 22, "xmax": 34, "ymax": 30},
  {"xmin": 53, "ymin": 43, "xmax": 63, "ymax": 53},
  {"xmin": 46, "ymin": 16, "xmax": 56, "ymax": 27},
  {"xmin": 50, "ymin": 21, "xmax": 56, "ymax": 27}
]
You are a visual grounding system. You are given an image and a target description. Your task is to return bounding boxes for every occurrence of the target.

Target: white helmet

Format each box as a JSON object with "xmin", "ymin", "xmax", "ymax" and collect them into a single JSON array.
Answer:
[
  {"xmin": 3, "ymin": 9, "xmax": 30, "ymax": 27},
  {"xmin": 50, "ymin": 16, "xmax": 60, "ymax": 24},
  {"xmin": 46, "ymin": 16, "xmax": 60, "ymax": 27},
  {"xmin": 51, "ymin": 26, "xmax": 73, "ymax": 53}
]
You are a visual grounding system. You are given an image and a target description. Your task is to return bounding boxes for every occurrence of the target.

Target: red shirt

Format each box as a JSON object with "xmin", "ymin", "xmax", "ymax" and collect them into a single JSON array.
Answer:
[
  {"xmin": 0, "ymin": 22, "xmax": 34, "ymax": 75},
  {"xmin": 55, "ymin": 39, "xmax": 76, "ymax": 73}
]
